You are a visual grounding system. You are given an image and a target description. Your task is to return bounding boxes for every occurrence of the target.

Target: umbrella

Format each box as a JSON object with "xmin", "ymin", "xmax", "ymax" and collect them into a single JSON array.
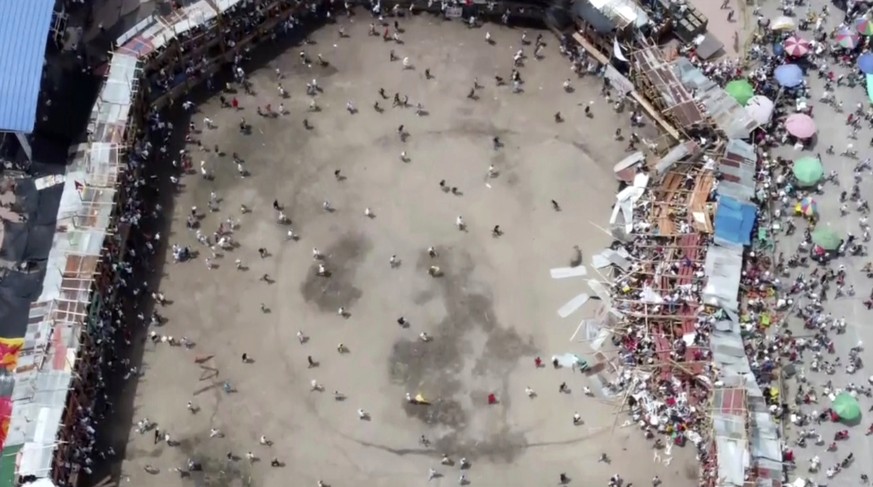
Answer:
[
  {"xmin": 774, "ymin": 64, "xmax": 804, "ymax": 87},
  {"xmin": 725, "ymin": 79, "xmax": 755, "ymax": 105},
  {"xmin": 867, "ymin": 74, "xmax": 873, "ymax": 104},
  {"xmin": 783, "ymin": 36, "xmax": 812, "ymax": 57},
  {"xmin": 772, "ymin": 42, "xmax": 785, "ymax": 56},
  {"xmin": 832, "ymin": 392, "xmax": 861, "ymax": 423},
  {"xmin": 857, "ymin": 16, "xmax": 873, "ymax": 36},
  {"xmin": 798, "ymin": 197, "xmax": 817, "ymax": 216},
  {"xmin": 836, "ymin": 27, "xmax": 861, "ymax": 48},
  {"xmin": 860, "ymin": 53, "xmax": 873, "ymax": 74},
  {"xmin": 785, "ymin": 113, "xmax": 816, "ymax": 138},
  {"xmin": 745, "ymin": 95, "xmax": 774, "ymax": 124},
  {"xmin": 811, "ymin": 227, "xmax": 842, "ymax": 250},
  {"xmin": 771, "ymin": 16, "xmax": 796, "ymax": 30},
  {"xmin": 792, "ymin": 157, "xmax": 823, "ymax": 186}
]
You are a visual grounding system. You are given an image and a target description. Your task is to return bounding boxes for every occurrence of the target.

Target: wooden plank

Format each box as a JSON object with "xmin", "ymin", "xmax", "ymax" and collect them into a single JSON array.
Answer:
[{"xmin": 572, "ymin": 33, "xmax": 681, "ymax": 141}]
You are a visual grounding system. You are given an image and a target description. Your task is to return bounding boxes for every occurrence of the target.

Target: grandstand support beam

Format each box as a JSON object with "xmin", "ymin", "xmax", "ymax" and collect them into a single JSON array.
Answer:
[{"xmin": 16, "ymin": 132, "xmax": 33, "ymax": 161}]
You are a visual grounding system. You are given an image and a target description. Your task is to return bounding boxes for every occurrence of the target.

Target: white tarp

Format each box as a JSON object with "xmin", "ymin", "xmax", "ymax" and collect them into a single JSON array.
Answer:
[
  {"xmin": 614, "ymin": 38, "xmax": 628, "ymax": 62},
  {"xmin": 557, "ymin": 293, "xmax": 590, "ymax": 318},
  {"xmin": 551, "ymin": 353, "xmax": 587, "ymax": 368},
  {"xmin": 609, "ymin": 173, "xmax": 649, "ymax": 233},
  {"xmin": 591, "ymin": 248, "xmax": 631, "ymax": 270},
  {"xmin": 550, "ymin": 266, "xmax": 588, "ymax": 279}
]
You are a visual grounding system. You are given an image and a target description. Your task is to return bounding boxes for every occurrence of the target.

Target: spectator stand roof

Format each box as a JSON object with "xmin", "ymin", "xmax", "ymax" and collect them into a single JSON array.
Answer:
[
  {"xmin": 713, "ymin": 196, "xmax": 758, "ymax": 247},
  {"xmin": 0, "ymin": 49, "xmax": 136, "ymax": 486},
  {"xmin": 717, "ymin": 140, "xmax": 757, "ymax": 203},
  {"xmin": 0, "ymin": 0, "xmax": 56, "ymax": 134}
]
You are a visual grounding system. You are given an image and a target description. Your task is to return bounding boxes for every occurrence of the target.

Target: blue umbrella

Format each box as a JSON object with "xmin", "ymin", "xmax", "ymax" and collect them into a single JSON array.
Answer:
[
  {"xmin": 773, "ymin": 42, "xmax": 785, "ymax": 56},
  {"xmin": 859, "ymin": 53, "xmax": 873, "ymax": 74},
  {"xmin": 774, "ymin": 64, "xmax": 804, "ymax": 88}
]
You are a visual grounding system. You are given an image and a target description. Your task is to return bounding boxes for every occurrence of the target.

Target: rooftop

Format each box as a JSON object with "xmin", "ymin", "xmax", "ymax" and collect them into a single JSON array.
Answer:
[{"xmin": 0, "ymin": 0, "xmax": 56, "ymax": 133}]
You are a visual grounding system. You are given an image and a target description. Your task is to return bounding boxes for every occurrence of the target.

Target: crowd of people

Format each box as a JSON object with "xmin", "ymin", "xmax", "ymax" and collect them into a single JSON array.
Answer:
[
  {"xmin": 601, "ymin": 0, "xmax": 873, "ymax": 485},
  {"xmin": 544, "ymin": 2, "xmax": 873, "ymax": 484}
]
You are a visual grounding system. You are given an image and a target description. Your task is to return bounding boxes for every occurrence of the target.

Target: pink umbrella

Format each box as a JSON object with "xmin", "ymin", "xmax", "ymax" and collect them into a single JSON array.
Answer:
[
  {"xmin": 785, "ymin": 113, "xmax": 817, "ymax": 138},
  {"xmin": 783, "ymin": 36, "xmax": 812, "ymax": 57}
]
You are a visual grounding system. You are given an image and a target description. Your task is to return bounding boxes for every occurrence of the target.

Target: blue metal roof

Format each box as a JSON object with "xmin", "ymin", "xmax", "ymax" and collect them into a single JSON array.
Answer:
[
  {"xmin": 713, "ymin": 196, "xmax": 758, "ymax": 247},
  {"xmin": 0, "ymin": 0, "xmax": 55, "ymax": 134}
]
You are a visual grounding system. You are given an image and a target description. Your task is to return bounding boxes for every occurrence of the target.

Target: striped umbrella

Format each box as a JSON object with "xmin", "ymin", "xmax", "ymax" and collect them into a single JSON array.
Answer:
[
  {"xmin": 836, "ymin": 27, "xmax": 861, "ymax": 48},
  {"xmin": 799, "ymin": 197, "xmax": 818, "ymax": 217},
  {"xmin": 856, "ymin": 16, "xmax": 873, "ymax": 36},
  {"xmin": 784, "ymin": 36, "xmax": 812, "ymax": 57}
]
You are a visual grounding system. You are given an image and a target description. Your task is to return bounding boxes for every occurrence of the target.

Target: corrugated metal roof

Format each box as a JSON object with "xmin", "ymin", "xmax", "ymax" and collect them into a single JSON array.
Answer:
[
  {"xmin": 634, "ymin": 48, "xmax": 705, "ymax": 128},
  {"xmin": 573, "ymin": 0, "xmax": 617, "ymax": 34},
  {"xmin": 702, "ymin": 245, "xmax": 742, "ymax": 311},
  {"xmin": 0, "ymin": 0, "xmax": 56, "ymax": 133},
  {"xmin": 672, "ymin": 58, "xmax": 760, "ymax": 139},
  {"xmin": 713, "ymin": 196, "xmax": 757, "ymax": 247},
  {"xmin": 718, "ymin": 139, "xmax": 757, "ymax": 202}
]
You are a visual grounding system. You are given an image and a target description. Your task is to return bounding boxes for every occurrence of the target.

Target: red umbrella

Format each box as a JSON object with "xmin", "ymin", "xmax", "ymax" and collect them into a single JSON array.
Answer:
[{"xmin": 783, "ymin": 36, "xmax": 812, "ymax": 57}]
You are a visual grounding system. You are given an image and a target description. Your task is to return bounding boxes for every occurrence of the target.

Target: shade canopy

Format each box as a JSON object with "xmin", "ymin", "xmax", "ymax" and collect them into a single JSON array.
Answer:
[
  {"xmin": 745, "ymin": 95, "xmax": 774, "ymax": 124},
  {"xmin": 792, "ymin": 157, "xmax": 823, "ymax": 186},
  {"xmin": 725, "ymin": 79, "xmax": 755, "ymax": 105},
  {"xmin": 774, "ymin": 64, "xmax": 804, "ymax": 87},
  {"xmin": 771, "ymin": 16, "xmax": 796, "ymax": 30},
  {"xmin": 811, "ymin": 227, "xmax": 842, "ymax": 250},
  {"xmin": 860, "ymin": 53, "xmax": 873, "ymax": 74},
  {"xmin": 783, "ymin": 36, "xmax": 811, "ymax": 57},
  {"xmin": 837, "ymin": 28, "xmax": 861, "ymax": 48},
  {"xmin": 832, "ymin": 392, "xmax": 861, "ymax": 422},
  {"xmin": 785, "ymin": 113, "xmax": 816, "ymax": 138}
]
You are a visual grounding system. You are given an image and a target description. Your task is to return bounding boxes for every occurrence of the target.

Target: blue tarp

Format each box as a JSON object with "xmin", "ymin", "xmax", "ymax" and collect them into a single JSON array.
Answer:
[
  {"xmin": 0, "ymin": 0, "xmax": 55, "ymax": 133},
  {"xmin": 714, "ymin": 196, "xmax": 757, "ymax": 246}
]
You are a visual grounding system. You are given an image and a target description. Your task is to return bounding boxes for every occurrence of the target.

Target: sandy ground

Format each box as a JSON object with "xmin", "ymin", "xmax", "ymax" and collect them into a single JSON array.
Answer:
[{"xmin": 118, "ymin": 16, "xmax": 697, "ymax": 487}]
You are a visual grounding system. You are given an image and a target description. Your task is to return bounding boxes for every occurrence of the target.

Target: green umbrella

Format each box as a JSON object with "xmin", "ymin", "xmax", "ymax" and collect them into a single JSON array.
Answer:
[
  {"xmin": 792, "ymin": 157, "xmax": 824, "ymax": 186},
  {"xmin": 832, "ymin": 392, "xmax": 861, "ymax": 423},
  {"xmin": 811, "ymin": 227, "xmax": 842, "ymax": 251},
  {"xmin": 725, "ymin": 79, "xmax": 755, "ymax": 105}
]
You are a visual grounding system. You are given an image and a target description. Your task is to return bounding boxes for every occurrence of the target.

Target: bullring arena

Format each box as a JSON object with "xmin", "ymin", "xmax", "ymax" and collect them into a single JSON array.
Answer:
[
  {"xmin": 0, "ymin": 1, "xmax": 710, "ymax": 487},
  {"xmin": 116, "ymin": 9, "xmax": 694, "ymax": 487}
]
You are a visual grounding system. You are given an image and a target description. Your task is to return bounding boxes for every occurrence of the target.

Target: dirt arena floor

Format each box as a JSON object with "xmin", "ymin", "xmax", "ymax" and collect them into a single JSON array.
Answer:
[{"xmin": 118, "ymin": 15, "xmax": 697, "ymax": 487}]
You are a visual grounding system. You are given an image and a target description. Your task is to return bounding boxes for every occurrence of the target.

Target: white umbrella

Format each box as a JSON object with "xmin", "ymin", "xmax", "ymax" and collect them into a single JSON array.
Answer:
[
  {"xmin": 771, "ymin": 16, "xmax": 797, "ymax": 30},
  {"xmin": 745, "ymin": 95, "xmax": 775, "ymax": 125}
]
